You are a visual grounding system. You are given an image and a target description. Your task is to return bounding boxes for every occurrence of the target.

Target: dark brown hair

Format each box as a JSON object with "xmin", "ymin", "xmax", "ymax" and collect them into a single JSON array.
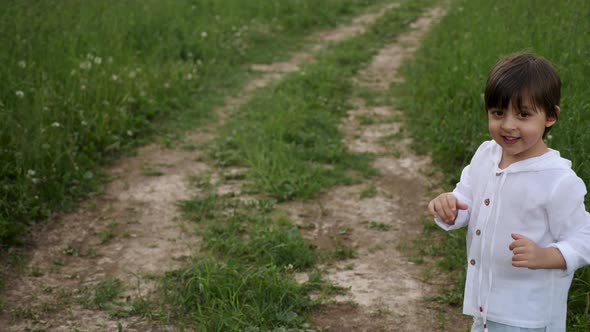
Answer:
[{"xmin": 484, "ymin": 53, "xmax": 561, "ymax": 137}]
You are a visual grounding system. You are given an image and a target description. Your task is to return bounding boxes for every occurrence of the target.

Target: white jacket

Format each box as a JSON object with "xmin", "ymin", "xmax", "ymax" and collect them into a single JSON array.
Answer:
[{"xmin": 435, "ymin": 140, "xmax": 590, "ymax": 331}]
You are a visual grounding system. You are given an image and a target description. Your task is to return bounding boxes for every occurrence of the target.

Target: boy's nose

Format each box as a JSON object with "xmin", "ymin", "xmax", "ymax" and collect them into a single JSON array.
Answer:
[{"xmin": 501, "ymin": 117, "xmax": 517, "ymax": 131}]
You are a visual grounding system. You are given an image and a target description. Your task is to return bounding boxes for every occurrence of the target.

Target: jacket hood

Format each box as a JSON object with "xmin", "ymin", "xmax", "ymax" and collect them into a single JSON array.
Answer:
[{"xmin": 488, "ymin": 140, "xmax": 572, "ymax": 173}]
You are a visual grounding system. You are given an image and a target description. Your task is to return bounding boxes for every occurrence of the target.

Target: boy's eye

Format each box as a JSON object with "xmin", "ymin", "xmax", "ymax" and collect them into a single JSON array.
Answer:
[
  {"xmin": 490, "ymin": 110, "xmax": 504, "ymax": 116},
  {"xmin": 519, "ymin": 111, "xmax": 530, "ymax": 118}
]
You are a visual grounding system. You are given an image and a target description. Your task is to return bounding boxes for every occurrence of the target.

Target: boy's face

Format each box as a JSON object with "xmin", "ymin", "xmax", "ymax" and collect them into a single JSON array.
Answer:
[{"xmin": 487, "ymin": 100, "xmax": 558, "ymax": 166}]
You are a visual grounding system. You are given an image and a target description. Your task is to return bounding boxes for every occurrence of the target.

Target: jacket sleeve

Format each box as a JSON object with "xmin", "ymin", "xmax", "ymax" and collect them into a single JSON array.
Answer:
[
  {"xmin": 546, "ymin": 173, "xmax": 590, "ymax": 275},
  {"xmin": 434, "ymin": 163, "xmax": 473, "ymax": 231}
]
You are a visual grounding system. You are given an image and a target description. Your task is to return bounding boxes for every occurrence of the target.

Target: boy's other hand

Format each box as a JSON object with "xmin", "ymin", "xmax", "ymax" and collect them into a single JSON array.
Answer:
[
  {"xmin": 427, "ymin": 192, "xmax": 469, "ymax": 225},
  {"xmin": 509, "ymin": 233, "xmax": 566, "ymax": 270}
]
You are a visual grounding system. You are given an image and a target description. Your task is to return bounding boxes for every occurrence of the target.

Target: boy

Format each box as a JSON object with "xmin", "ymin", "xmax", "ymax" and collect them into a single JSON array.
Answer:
[{"xmin": 428, "ymin": 53, "xmax": 590, "ymax": 331}]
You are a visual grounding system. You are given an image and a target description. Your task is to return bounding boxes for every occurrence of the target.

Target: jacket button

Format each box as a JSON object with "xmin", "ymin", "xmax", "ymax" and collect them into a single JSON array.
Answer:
[
  {"xmin": 470, "ymin": 259, "xmax": 476, "ymax": 265},
  {"xmin": 476, "ymin": 229, "xmax": 481, "ymax": 236},
  {"xmin": 484, "ymin": 198, "xmax": 490, "ymax": 206}
]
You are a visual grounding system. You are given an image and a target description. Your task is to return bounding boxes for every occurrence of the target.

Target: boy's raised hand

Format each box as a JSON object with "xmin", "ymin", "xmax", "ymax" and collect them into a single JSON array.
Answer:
[
  {"xmin": 509, "ymin": 233, "xmax": 566, "ymax": 270},
  {"xmin": 427, "ymin": 192, "xmax": 469, "ymax": 225}
]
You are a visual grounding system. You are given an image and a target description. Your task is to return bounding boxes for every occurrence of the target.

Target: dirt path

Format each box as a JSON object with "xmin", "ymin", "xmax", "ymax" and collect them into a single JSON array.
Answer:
[
  {"xmin": 0, "ymin": 3, "xmax": 418, "ymax": 332},
  {"xmin": 282, "ymin": 6, "xmax": 470, "ymax": 331}
]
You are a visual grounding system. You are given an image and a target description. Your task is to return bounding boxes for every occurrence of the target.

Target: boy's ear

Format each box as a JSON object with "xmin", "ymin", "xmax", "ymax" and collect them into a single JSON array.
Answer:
[{"xmin": 546, "ymin": 105, "xmax": 560, "ymax": 128}]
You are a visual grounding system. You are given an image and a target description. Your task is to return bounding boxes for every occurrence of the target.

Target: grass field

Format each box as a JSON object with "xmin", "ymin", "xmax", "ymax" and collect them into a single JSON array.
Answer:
[
  {"xmin": 0, "ymin": 0, "xmax": 389, "ymax": 245},
  {"xmin": 1, "ymin": 0, "xmax": 441, "ymax": 329},
  {"xmin": 395, "ymin": 0, "xmax": 590, "ymax": 329}
]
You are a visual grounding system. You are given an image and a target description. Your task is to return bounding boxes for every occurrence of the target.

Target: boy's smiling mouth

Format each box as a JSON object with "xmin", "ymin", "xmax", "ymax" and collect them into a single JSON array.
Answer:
[{"xmin": 502, "ymin": 135, "xmax": 520, "ymax": 145}]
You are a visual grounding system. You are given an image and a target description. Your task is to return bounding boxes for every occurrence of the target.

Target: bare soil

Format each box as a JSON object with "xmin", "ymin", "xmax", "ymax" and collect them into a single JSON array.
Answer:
[{"xmin": 0, "ymin": 3, "xmax": 470, "ymax": 332}]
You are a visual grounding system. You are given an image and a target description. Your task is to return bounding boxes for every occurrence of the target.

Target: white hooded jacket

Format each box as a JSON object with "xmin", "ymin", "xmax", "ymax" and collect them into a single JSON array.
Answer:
[{"xmin": 435, "ymin": 140, "xmax": 590, "ymax": 331}]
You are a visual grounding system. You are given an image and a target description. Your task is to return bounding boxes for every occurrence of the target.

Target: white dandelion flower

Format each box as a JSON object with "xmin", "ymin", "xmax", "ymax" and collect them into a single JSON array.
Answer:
[
  {"xmin": 79, "ymin": 61, "xmax": 92, "ymax": 70},
  {"xmin": 51, "ymin": 122, "xmax": 61, "ymax": 128},
  {"xmin": 128, "ymin": 71, "xmax": 136, "ymax": 79},
  {"xmin": 81, "ymin": 120, "xmax": 88, "ymax": 126},
  {"xmin": 18, "ymin": 60, "xmax": 26, "ymax": 68},
  {"xmin": 201, "ymin": 31, "xmax": 208, "ymax": 38},
  {"xmin": 15, "ymin": 90, "xmax": 24, "ymax": 98},
  {"xmin": 127, "ymin": 130, "xmax": 133, "ymax": 136},
  {"xmin": 94, "ymin": 57, "xmax": 102, "ymax": 65},
  {"xmin": 164, "ymin": 82, "xmax": 170, "ymax": 89},
  {"xmin": 27, "ymin": 169, "xmax": 36, "ymax": 177},
  {"xmin": 111, "ymin": 74, "xmax": 118, "ymax": 81},
  {"xmin": 186, "ymin": 73, "xmax": 193, "ymax": 80}
]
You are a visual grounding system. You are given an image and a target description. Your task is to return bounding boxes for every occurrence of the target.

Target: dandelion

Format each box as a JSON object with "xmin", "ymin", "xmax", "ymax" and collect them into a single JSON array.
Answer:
[
  {"xmin": 185, "ymin": 73, "xmax": 193, "ymax": 80},
  {"xmin": 86, "ymin": 53, "xmax": 94, "ymax": 60},
  {"xmin": 128, "ymin": 71, "xmax": 136, "ymax": 79},
  {"xmin": 127, "ymin": 130, "xmax": 133, "ymax": 136},
  {"xmin": 18, "ymin": 60, "xmax": 26, "ymax": 68},
  {"xmin": 51, "ymin": 122, "xmax": 61, "ymax": 128},
  {"xmin": 94, "ymin": 57, "xmax": 102, "ymax": 65},
  {"xmin": 111, "ymin": 74, "xmax": 118, "ymax": 81},
  {"xmin": 15, "ymin": 90, "xmax": 25, "ymax": 98},
  {"xmin": 80, "ymin": 84, "xmax": 86, "ymax": 90},
  {"xmin": 139, "ymin": 90, "xmax": 146, "ymax": 97},
  {"xmin": 201, "ymin": 31, "xmax": 208, "ymax": 38},
  {"xmin": 81, "ymin": 120, "xmax": 88, "ymax": 126},
  {"xmin": 27, "ymin": 169, "xmax": 36, "ymax": 177},
  {"xmin": 164, "ymin": 82, "xmax": 170, "ymax": 89},
  {"xmin": 79, "ymin": 61, "xmax": 92, "ymax": 70},
  {"xmin": 70, "ymin": 69, "xmax": 77, "ymax": 76},
  {"xmin": 547, "ymin": 134, "xmax": 553, "ymax": 141},
  {"xmin": 107, "ymin": 56, "xmax": 113, "ymax": 64}
]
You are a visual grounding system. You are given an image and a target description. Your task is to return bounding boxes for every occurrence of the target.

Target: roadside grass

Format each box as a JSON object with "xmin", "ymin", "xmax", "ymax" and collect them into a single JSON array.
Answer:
[
  {"xmin": 211, "ymin": 0, "xmax": 436, "ymax": 202},
  {"xmin": 0, "ymin": 0, "xmax": 389, "ymax": 246},
  {"xmin": 395, "ymin": 0, "xmax": 590, "ymax": 329}
]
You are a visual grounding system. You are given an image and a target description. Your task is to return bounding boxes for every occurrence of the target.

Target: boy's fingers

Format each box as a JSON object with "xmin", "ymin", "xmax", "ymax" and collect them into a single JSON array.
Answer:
[
  {"xmin": 427, "ymin": 200, "xmax": 435, "ymax": 217},
  {"xmin": 512, "ymin": 259, "xmax": 528, "ymax": 268},
  {"xmin": 456, "ymin": 200, "xmax": 469, "ymax": 210},
  {"xmin": 444, "ymin": 194, "xmax": 457, "ymax": 212},
  {"xmin": 509, "ymin": 240, "xmax": 524, "ymax": 251},
  {"xmin": 433, "ymin": 200, "xmax": 446, "ymax": 220}
]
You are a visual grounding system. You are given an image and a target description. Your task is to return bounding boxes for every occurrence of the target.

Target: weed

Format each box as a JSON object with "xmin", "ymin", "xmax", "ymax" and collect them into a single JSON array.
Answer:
[
  {"xmin": 30, "ymin": 266, "xmax": 44, "ymax": 277},
  {"xmin": 332, "ymin": 244, "xmax": 358, "ymax": 260},
  {"xmin": 367, "ymin": 220, "xmax": 391, "ymax": 231},
  {"xmin": 63, "ymin": 242, "xmax": 79, "ymax": 256},
  {"xmin": 141, "ymin": 163, "xmax": 164, "ymax": 177},
  {"xmin": 99, "ymin": 221, "xmax": 119, "ymax": 244},
  {"xmin": 94, "ymin": 277, "xmax": 124, "ymax": 309},
  {"xmin": 357, "ymin": 115, "xmax": 376, "ymax": 125},
  {"xmin": 360, "ymin": 184, "xmax": 378, "ymax": 199}
]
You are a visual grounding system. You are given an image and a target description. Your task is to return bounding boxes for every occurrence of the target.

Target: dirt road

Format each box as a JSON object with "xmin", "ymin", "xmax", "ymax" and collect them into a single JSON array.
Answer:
[{"xmin": 0, "ymin": 2, "xmax": 469, "ymax": 331}]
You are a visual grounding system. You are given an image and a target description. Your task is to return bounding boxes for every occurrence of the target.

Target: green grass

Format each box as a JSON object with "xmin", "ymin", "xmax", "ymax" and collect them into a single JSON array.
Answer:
[
  {"xmin": 143, "ymin": 2, "xmax": 441, "ymax": 328},
  {"xmin": 0, "ymin": 0, "xmax": 389, "ymax": 246},
  {"xmin": 395, "ymin": 0, "xmax": 590, "ymax": 329},
  {"xmin": 211, "ymin": 0, "xmax": 437, "ymax": 202}
]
